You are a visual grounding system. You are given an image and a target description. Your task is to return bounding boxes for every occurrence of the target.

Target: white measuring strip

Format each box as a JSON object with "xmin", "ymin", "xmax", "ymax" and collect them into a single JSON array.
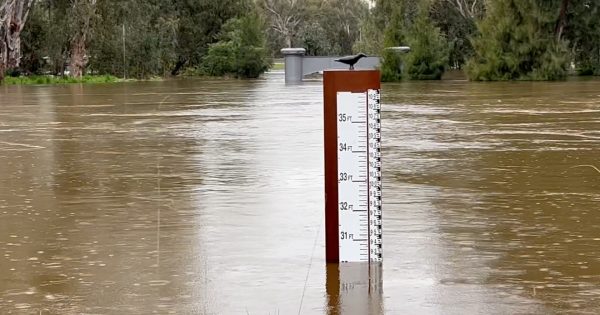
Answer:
[{"xmin": 337, "ymin": 90, "xmax": 382, "ymax": 263}]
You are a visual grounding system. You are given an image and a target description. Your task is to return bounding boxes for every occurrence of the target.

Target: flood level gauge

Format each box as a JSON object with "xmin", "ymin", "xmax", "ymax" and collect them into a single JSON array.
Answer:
[{"xmin": 323, "ymin": 69, "xmax": 382, "ymax": 263}]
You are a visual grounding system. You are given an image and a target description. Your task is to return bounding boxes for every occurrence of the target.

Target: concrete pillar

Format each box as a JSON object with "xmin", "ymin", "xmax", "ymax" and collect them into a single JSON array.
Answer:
[{"xmin": 281, "ymin": 48, "xmax": 306, "ymax": 84}]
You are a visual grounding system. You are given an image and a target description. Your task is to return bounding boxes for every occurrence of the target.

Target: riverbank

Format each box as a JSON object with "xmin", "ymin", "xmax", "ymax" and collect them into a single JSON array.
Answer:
[
  {"xmin": 2, "ymin": 75, "xmax": 121, "ymax": 85},
  {"xmin": 2, "ymin": 72, "xmax": 277, "ymax": 85}
]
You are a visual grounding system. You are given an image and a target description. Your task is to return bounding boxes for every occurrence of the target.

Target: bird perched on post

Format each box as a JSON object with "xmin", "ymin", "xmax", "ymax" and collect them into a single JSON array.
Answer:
[{"xmin": 334, "ymin": 53, "xmax": 367, "ymax": 70}]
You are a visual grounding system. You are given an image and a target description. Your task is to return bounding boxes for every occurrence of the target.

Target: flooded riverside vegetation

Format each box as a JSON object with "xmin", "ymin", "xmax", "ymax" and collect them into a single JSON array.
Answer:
[
  {"xmin": 3, "ymin": 1, "xmax": 600, "ymax": 84},
  {"xmin": 0, "ymin": 72, "xmax": 599, "ymax": 314}
]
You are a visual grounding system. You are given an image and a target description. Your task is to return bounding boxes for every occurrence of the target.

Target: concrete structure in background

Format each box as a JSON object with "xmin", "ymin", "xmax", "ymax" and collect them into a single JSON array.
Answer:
[
  {"xmin": 281, "ymin": 48, "xmax": 307, "ymax": 84},
  {"xmin": 281, "ymin": 47, "xmax": 410, "ymax": 84},
  {"xmin": 281, "ymin": 48, "xmax": 379, "ymax": 84}
]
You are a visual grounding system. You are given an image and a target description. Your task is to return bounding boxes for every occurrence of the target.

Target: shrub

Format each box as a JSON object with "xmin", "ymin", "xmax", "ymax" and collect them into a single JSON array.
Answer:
[
  {"xmin": 201, "ymin": 14, "xmax": 270, "ymax": 79},
  {"xmin": 467, "ymin": 0, "xmax": 568, "ymax": 81},
  {"xmin": 381, "ymin": 49, "xmax": 403, "ymax": 82}
]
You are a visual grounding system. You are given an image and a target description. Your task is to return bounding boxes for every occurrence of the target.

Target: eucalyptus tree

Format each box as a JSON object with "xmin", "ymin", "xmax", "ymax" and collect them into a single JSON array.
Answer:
[
  {"xmin": 18, "ymin": 0, "xmax": 96, "ymax": 77},
  {"xmin": 258, "ymin": 0, "xmax": 307, "ymax": 49},
  {"xmin": 297, "ymin": 20, "xmax": 330, "ymax": 55},
  {"xmin": 319, "ymin": 0, "xmax": 368, "ymax": 55},
  {"xmin": 439, "ymin": 0, "xmax": 486, "ymax": 20},
  {"xmin": 90, "ymin": 0, "xmax": 177, "ymax": 78},
  {"xmin": 0, "ymin": 0, "xmax": 34, "ymax": 81},
  {"xmin": 431, "ymin": 0, "xmax": 485, "ymax": 68},
  {"xmin": 69, "ymin": 0, "xmax": 97, "ymax": 77}
]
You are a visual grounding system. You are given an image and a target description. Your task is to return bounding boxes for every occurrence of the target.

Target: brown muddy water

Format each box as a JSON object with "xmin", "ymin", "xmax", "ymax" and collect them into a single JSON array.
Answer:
[{"xmin": 0, "ymin": 72, "xmax": 599, "ymax": 314}]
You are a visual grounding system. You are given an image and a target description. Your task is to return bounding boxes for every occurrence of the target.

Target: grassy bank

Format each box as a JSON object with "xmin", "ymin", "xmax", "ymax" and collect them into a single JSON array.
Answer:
[
  {"xmin": 3, "ymin": 75, "xmax": 121, "ymax": 85},
  {"xmin": 271, "ymin": 62, "xmax": 284, "ymax": 70}
]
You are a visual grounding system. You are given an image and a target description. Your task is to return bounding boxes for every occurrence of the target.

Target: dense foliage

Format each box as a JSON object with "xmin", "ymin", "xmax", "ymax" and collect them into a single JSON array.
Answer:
[
  {"xmin": 467, "ymin": 0, "xmax": 569, "ymax": 80},
  {"xmin": 361, "ymin": 0, "xmax": 600, "ymax": 81},
  {"xmin": 564, "ymin": 1, "xmax": 600, "ymax": 76},
  {"xmin": 370, "ymin": 0, "xmax": 448, "ymax": 81},
  {"xmin": 403, "ymin": 1, "xmax": 448, "ymax": 80},
  {"xmin": 2, "ymin": 0, "xmax": 600, "ymax": 82},
  {"xmin": 11, "ymin": 0, "xmax": 266, "ymax": 79},
  {"xmin": 201, "ymin": 14, "xmax": 270, "ymax": 78}
]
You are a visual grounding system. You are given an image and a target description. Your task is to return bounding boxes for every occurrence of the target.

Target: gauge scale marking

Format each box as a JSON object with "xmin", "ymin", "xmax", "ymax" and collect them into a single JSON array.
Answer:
[{"xmin": 337, "ymin": 90, "xmax": 382, "ymax": 263}]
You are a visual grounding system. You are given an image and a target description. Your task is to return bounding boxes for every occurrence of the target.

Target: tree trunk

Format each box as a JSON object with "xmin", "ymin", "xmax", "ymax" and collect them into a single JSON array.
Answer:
[
  {"xmin": 0, "ymin": 0, "xmax": 34, "ymax": 82},
  {"xmin": 555, "ymin": 0, "xmax": 569, "ymax": 41},
  {"xmin": 69, "ymin": 34, "xmax": 86, "ymax": 77},
  {"xmin": 67, "ymin": 0, "xmax": 96, "ymax": 78},
  {"xmin": 0, "ymin": 59, "xmax": 5, "ymax": 82},
  {"xmin": 0, "ymin": 40, "xmax": 6, "ymax": 81},
  {"xmin": 171, "ymin": 57, "xmax": 187, "ymax": 76}
]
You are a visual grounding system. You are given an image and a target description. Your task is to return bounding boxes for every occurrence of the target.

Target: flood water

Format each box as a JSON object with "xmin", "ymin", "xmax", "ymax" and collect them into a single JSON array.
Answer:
[{"xmin": 1, "ymin": 73, "xmax": 599, "ymax": 314}]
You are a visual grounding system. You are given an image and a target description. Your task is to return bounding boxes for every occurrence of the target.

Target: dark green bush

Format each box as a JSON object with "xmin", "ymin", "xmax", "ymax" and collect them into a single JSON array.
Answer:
[
  {"xmin": 381, "ymin": 49, "xmax": 403, "ymax": 82},
  {"xmin": 201, "ymin": 14, "xmax": 270, "ymax": 78},
  {"xmin": 467, "ymin": 0, "xmax": 568, "ymax": 81}
]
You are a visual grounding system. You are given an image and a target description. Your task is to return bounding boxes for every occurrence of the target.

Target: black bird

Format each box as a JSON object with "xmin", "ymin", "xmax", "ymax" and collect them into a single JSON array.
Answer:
[{"xmin": 334, "ymin": 53, "xmax": 367, "ymax": 70}]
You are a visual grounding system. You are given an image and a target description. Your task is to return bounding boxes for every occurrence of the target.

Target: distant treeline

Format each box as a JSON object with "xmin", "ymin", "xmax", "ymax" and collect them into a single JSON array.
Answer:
[
  {"xmin": 368, "ymin": 0, "xmax": 600, "ymax": 81},
  {"xmin": 1, "ymin": 0, "xmax": 599, "ymax": 82}
]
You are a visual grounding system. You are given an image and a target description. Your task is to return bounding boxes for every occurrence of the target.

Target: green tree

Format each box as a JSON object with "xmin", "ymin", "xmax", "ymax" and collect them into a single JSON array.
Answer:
[
  {"xmin": 68, "ymin": 0, "xmax": 97, "ymax": 77},
  {"xmin": 467, "ymin": 0, "xmax": 569, "ymax": 81},
  {"xmin": 375, "ymin": 0, "xmax": 448, "ymax": 81},
  {"xmin": 379, "ymin": 0, "xmax": 408, "ymax": 81},
  {"xmin": 20, "ymin": 0, "xmax": 98, "ymax": 77},
  {"xmin": 90, "ymin": 0, "xmax": 176, "ymax": 78},
  {"xmin": 201, "ymin": 13, "xmax": 271, "ymax": 78},
  {"xmin": 258, "ymin": 0, "xmax": 306, "ymax": 49},
  {"xmin": 565, "ymin": 1, "xmax": 600, "ymax": 75},
  {"xmin": 260, "ymin": 0, "xmax": 368, "ymax": 57},
  {"xmin": 403, "ymin": 2, "xmax": 448, "ymax": 80},
  {"xmin": 318, "ymin": 0, "xmax": 368, "ymax": 55},
  {"xmin": 20, "ymin": 3, "xmax": 48, "ymax": 74},
  {"xmin": 43, "ymin": 0, "xmax": 72, "ymax": 75},
  {"xmin": 18, "ymin": 0, "xmax": 266, "ymax": 79},
  {"xmin": 172, "ymin": 0, "xmax": 251, "ymax": 74},
  {"xmin": 359, "ymin": 0, "xmax": 484, "ymax": 72},
  {"xmin": 297, "ymin": 21, "xmax": 332, "ymax": 56},
  {"xmin": 431, "ymin": 0, "xmax": 485, "ymax": 68},
  {"xmin": 352, "ymin": 10, "xmax": 384, "ymax": 56}
]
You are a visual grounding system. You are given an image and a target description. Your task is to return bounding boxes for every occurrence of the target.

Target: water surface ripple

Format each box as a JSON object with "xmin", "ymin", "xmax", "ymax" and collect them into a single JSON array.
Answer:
[{"xmin": 1, "ymin": 75, "xmax": 599, "ymax": 314}]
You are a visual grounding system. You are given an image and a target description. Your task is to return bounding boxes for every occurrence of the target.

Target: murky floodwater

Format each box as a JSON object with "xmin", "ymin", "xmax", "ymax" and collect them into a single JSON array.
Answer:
[{"xmin": 1, "ymin": 73, "xmax": 599, "ymax": 314}]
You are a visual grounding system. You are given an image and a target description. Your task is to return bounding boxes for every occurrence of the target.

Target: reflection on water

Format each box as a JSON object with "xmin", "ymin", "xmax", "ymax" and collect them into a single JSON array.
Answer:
[
  {"xmin": 1, "ymin": 74, "xmax": 600, "ymax": 314},
  {"xmin": 326, "ymin": 263, "xmax": 383, "ymax": 315}
]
